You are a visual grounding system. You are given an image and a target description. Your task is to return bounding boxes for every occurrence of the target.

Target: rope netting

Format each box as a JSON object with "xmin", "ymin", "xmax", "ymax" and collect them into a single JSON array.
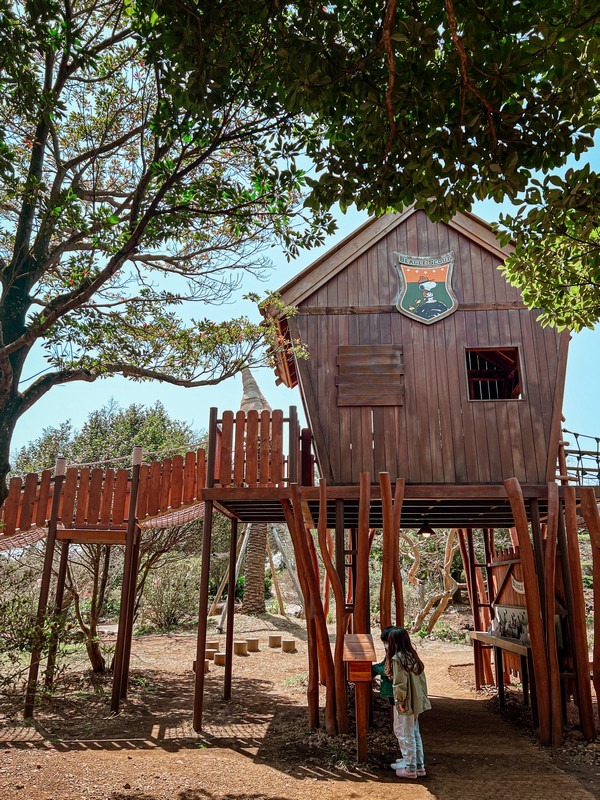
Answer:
[
  {"xmin": 0, "ymin": 526, "xmax": 48, "ymax": 552},
  {"xmin": 562, "ymin": 428, "xmax": 600, "ymax": 485},
  {"xmin": 139, "ymin": 502, "xmax": 205, "ymax": 529}
]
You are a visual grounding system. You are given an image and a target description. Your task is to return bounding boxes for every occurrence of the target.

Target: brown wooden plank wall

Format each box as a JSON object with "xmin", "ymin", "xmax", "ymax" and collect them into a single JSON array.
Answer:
[{"xmin": 295, "ymin": 210, "xmax": 564, "ymax": 485}]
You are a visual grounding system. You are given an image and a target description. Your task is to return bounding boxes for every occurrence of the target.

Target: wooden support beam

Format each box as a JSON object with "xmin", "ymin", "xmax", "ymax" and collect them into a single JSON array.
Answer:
[
  {"xmin": 45, "ymin": 540, "xmax": 70, "ymax": 690},
  {"xmin": 111, "ymin": 448, "xmax": 142, "ymax": 714},
  {"xmin": 353, "ymin": 473, "xmax": 371, "ymax": 634},
  {"xmin": 208, "ymin": 531, "xmax": 244, "ymax": 617},
  {"xmin": 120, "ymin": 530, "xmax": 141, "ymax": 700},
  {"xmin": 563, "ymin": 486, "xmax": 595, "ymax": 740},
  {"xmin": 579, "ymin": 487, "xmax": 600, "ymax": 709},
  {"xmin": 545, "ymin": 482, "xmax": 564, "ymax": 748},
  {"xmin": 335, "ymin": 500, "xmax": 346, "ymax": 599},
  {"xmin": 530, "ymin": 499, "xmax": 546, "ymax": 625},
  {"xmin": 24, "ymin": 462, "xmax": 66, "ymax": 718},
  {"xmin": 457, "ymin": 528, "xmax": 481, "ymax": 689},
  {"xmin": 56, "ymin": 529, "xmax": 128, "ymax": 545},
  {"xmin": 224, "ymin": 518, "xmax": 238, "ymax": 701},
  {"xmin": 504, "ymin": 477, "xmax": 552, "ymax": 745},
  {"xmin": 317, "ymin": 480, "xmax": 349, "ymax": 734},
  {"xmin": 379, "ymin": 473, "xmax": 395, "ymax": 630},
  {"xmin": 392, "ymin": 480, "xmax": 406, "ymax": 627},
  {"xmin": 296, "ymin": 486, "xmax": 337, "ymax": 734},
  {"xmin": 193, "ymin": 498, "xmax": 214, "ymax": 732},
  {"xmin": 281, "ymin": 498, "xmax": 320, "ymax": 729},
  {"xmin": 466, "ymin": 528, "xmax": 493, "ymax": 686},
  {"xmin": 470, "ymin": 533, "xmax": 494, "ymax": 686}
]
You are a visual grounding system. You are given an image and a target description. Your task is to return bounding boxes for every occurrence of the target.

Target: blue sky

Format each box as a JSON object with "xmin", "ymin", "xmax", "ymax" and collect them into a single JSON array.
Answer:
[{"xmin": 11, "ymin": 195, "xmax": 600, "ymax": 457}]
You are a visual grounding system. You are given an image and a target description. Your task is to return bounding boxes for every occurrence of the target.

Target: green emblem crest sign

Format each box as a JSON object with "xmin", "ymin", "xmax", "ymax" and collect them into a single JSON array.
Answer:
[{"xmin": 394, "ymin": 252, "xmax": 458, "ymax": 324}]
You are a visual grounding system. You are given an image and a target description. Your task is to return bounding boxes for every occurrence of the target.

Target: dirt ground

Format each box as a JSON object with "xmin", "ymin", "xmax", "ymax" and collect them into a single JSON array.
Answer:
[{"xmin": 1, "ymin": 614, "xmax": 599, "ymax": 800}]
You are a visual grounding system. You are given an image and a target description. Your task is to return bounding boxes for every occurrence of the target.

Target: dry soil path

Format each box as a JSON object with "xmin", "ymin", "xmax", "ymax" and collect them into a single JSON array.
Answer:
[{"xmin": 0, "ymin": 632, "xmax": 597, "ymax": 800}]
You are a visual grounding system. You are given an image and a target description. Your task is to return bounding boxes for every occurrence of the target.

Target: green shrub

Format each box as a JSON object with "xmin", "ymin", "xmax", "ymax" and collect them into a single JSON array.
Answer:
[{"xmin": 139, "ymin": 559, "xmax": 201, "ymax": 631}]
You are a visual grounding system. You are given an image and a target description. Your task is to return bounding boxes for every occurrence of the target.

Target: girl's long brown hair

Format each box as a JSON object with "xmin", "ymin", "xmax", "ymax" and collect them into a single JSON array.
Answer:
[{"xmin": 385, "ymin": 628, "xmax": 425, "ymax": 676}]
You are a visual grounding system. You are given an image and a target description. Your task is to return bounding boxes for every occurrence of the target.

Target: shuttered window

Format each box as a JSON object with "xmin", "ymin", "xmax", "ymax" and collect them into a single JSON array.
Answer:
[{"xmin": 336, "ymin": 345, "xmax": 404, "ymax": 406}]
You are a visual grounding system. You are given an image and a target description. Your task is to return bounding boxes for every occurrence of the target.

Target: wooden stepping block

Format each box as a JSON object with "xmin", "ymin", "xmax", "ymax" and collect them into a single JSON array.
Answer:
[
  {"xmin": 268, "ymin": 634, "xmax": 282, "ymax": 648},
  {"xmin": 282, "ymin": 639, "xmax": 296, "ymax": 653},
  {"xmin": 246, "ymin": 638, "xmax": 260, "ymax": 652},
  {"xmin": 234, "ymin": 640, "xmax": 248, "ymax": 656},
  {"xmin": 192, "ymin": 659, "xmax": 210, "ymax": 673},
  {"xmin": 205, "ymin": 649, "xmax": 217, "ymax": 661},
  {"xmin": 206, "ymin": 641, "xmax": 219, "ymax": 650},
  {"xmin": 213, "ymin": 652, "xmax": 226, "ymax": 666}
]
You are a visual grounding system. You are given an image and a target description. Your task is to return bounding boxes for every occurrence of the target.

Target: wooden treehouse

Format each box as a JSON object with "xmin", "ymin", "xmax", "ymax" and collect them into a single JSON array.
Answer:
[
  {"xmin": 2, "ymin": 208, "xmax": 600, "ymax": 755},
  {"xmin": 198, "ymin": 208, "xmax": 600, "ymax": 750}
]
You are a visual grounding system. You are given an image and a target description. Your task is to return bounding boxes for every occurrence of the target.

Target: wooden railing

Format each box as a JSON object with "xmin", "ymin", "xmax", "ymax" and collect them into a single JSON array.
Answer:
[
  {"xmin": 0, "ymin": 407, "xmax": 305, "ymax": 540},
  {"xmin": 0, "ymin": 449, "xmax": 208, "ymax": 539},
  {"xmin": 210, "ymin": 406, "xmax": 301, "ymax": 489}
]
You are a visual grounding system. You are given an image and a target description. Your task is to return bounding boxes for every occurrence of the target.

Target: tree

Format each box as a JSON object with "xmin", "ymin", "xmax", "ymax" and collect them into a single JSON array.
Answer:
[
  {"xmin": 137, "ymin": 0, "xmax": 600, "ymax": 329},
  {"xmin": 500, "ymin": 167, "xmax": 600, "ymax": 331},
  {"xmin": 0, "ymin": 0, "xmax": 329, "ymax": 501},
  {"xmin": 13, "ymin": 399, "xmax": 201, "ymax": 672}
]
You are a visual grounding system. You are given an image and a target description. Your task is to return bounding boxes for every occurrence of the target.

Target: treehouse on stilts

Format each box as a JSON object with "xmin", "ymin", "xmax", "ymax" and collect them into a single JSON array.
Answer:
[
  {"xmin": 194, "ymin": 208, "xmax": 600, "ymax": 752},
  {"xmin": 2, "ymin": 208, "xmax": 599, "ymax": 753}
]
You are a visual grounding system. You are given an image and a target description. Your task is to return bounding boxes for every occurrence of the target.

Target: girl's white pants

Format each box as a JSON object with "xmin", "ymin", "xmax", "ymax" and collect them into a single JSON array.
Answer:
[{"xmin": 393, "ymin": 708, "xmax": 424, "ymax": 771}]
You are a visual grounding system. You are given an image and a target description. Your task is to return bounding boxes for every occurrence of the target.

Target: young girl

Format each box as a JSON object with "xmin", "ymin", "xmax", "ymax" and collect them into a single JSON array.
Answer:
[{"xmin": 385, "ymin": 627, "xmax": 431, "ymax": 779}]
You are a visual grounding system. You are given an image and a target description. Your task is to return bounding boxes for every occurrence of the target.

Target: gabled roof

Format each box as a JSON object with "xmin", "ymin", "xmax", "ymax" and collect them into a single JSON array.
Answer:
[{"xmin": 274, "ymin": 207, "xmax": 514, "ymax": 309}]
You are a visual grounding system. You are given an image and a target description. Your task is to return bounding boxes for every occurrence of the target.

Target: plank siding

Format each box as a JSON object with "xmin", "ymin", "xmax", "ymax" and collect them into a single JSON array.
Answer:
[{"xmin": 292, "ymin": 211, "xmax": 564, "ymax": 485}]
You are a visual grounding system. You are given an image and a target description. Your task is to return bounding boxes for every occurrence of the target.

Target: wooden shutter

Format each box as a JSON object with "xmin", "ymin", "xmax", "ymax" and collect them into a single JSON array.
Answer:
[{"xmin": 336, "ymin": 345, "xmax": 404, "ymax": 406}]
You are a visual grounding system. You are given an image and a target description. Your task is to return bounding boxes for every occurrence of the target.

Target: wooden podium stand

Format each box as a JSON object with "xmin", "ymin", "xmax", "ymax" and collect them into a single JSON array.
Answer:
[{"xmin": 344, "ymin": 633, "xmax": 376, "ymax": 762}]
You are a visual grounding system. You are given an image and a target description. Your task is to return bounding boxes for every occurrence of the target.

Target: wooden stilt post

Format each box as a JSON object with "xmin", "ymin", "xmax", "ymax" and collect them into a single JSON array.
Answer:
[
  {"xmin": 563, "ymin": 486, "xmax": 595, "ymax": 740},
  {"xmin": 530, "ymin": 499, "xmax": 546, "ymax": 624},
  {"xmin": 579, "ymin": 487, "xmax": 600, "ymax": 708},
  {"xmin": 505, "ymin": 477, "xmax": 552, "ymax": 745},
  {"xmin": 471, "ymin": 536, "xmax": 494, "ymax": 686},
  {"xmin": 45, "ymin": 539, "xmax": 70, "ymax": 689},
  {"xmin": 193, "ymin": 498, "xmax": 214, "ymax": 731},
  {"xmin": 335, "ymin": 500, "xmax": 346, "ymax": 599},
  {"xmin": 281, "ymin": 499, "xmax": 319, "ymax": 728},
  {"xmin": 349, "ymin": 527, "xmax": 358, "ymax": 614},
  {"xmin": 224, "ymin": 517, "xmax": 238, "ymax": 701},
  {"xmin": 466, "ymin": 528, "xmax": 493, "ymax": 686},
  {"xmin": 379, "ymin": 473, "xmax": 394, "ymax": 630},
  {"xmin": 24, "ymin": 457, "xmax": 67, "ymax": 718},
  {"xmin": 111, "ymin": 446, "xmax": 143, "ymax": 714},
  {"xmin": 208, "ymin": 531, "xmax": 244, "ymax": 617},
  {"xmin": 317, "ymin": 480, "xmax": 349, "ymax": 734},
  {"xmin": 120, "ymin": 529, "xmax": 141, "ymax": 700},
  {"xmin": 353, "ymin": 473, "xmax": 371, "ymax": 634},
  {"xmin": 392, "ymin": 479, "xmax": 405, "ymax": 627},
  {"xmin": 217, "ymin": 524, "xmax": 251, "ymax": 632},
  {"xmin": 290, "ymin": 484, "xmax": 337, "ymax": 734},
  {"xmin": 288, "ymin": 406, "xmax": 299, "ymax": 483},
  {"xmin": 193, "ymin": 407, "xmax": 218, "ymax": 733},
  {"xmin": 322, "ymin": 528, "xmax": 334, "ymax": 621},
  {"xmin": 545, "ymin": 482, "xmax": 564, "ymax": 747}
]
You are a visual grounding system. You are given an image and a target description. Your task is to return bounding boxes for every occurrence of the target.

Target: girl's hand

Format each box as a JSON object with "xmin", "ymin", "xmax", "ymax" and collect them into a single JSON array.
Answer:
[{"xmin": 399, "ymin": 705, "xmax": 405, "ymax": 712}]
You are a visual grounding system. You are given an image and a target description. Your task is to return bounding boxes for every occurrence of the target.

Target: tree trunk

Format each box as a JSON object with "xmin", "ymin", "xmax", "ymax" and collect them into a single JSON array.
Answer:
[
  {"xmin": 0, "ymin": 403, "xmax": 21, "ymax": 504},
  {"xmin": 85, "ymin": 627, "xmax": 106, "ymax": 673},
  {"xmin": 242, "ymin": 522, "xmax": 268, "ymax": 614}
]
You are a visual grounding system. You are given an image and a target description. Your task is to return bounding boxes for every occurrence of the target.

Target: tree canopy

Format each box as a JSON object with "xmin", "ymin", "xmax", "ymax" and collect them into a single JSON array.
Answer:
[
  {"xmin": 137, "ymin": 0, "xmax": 600, "ymax": 329},
  {"xmin": 1, "ymin": 0, "xmax": 599, "ymax": 500},
  {"xmin": 0, "ymin": 0, "xmax": 327, "ymax": 497},
  {"xmin": 11, "ymin": 398, "xmax": 196, "ymax": 474}
]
